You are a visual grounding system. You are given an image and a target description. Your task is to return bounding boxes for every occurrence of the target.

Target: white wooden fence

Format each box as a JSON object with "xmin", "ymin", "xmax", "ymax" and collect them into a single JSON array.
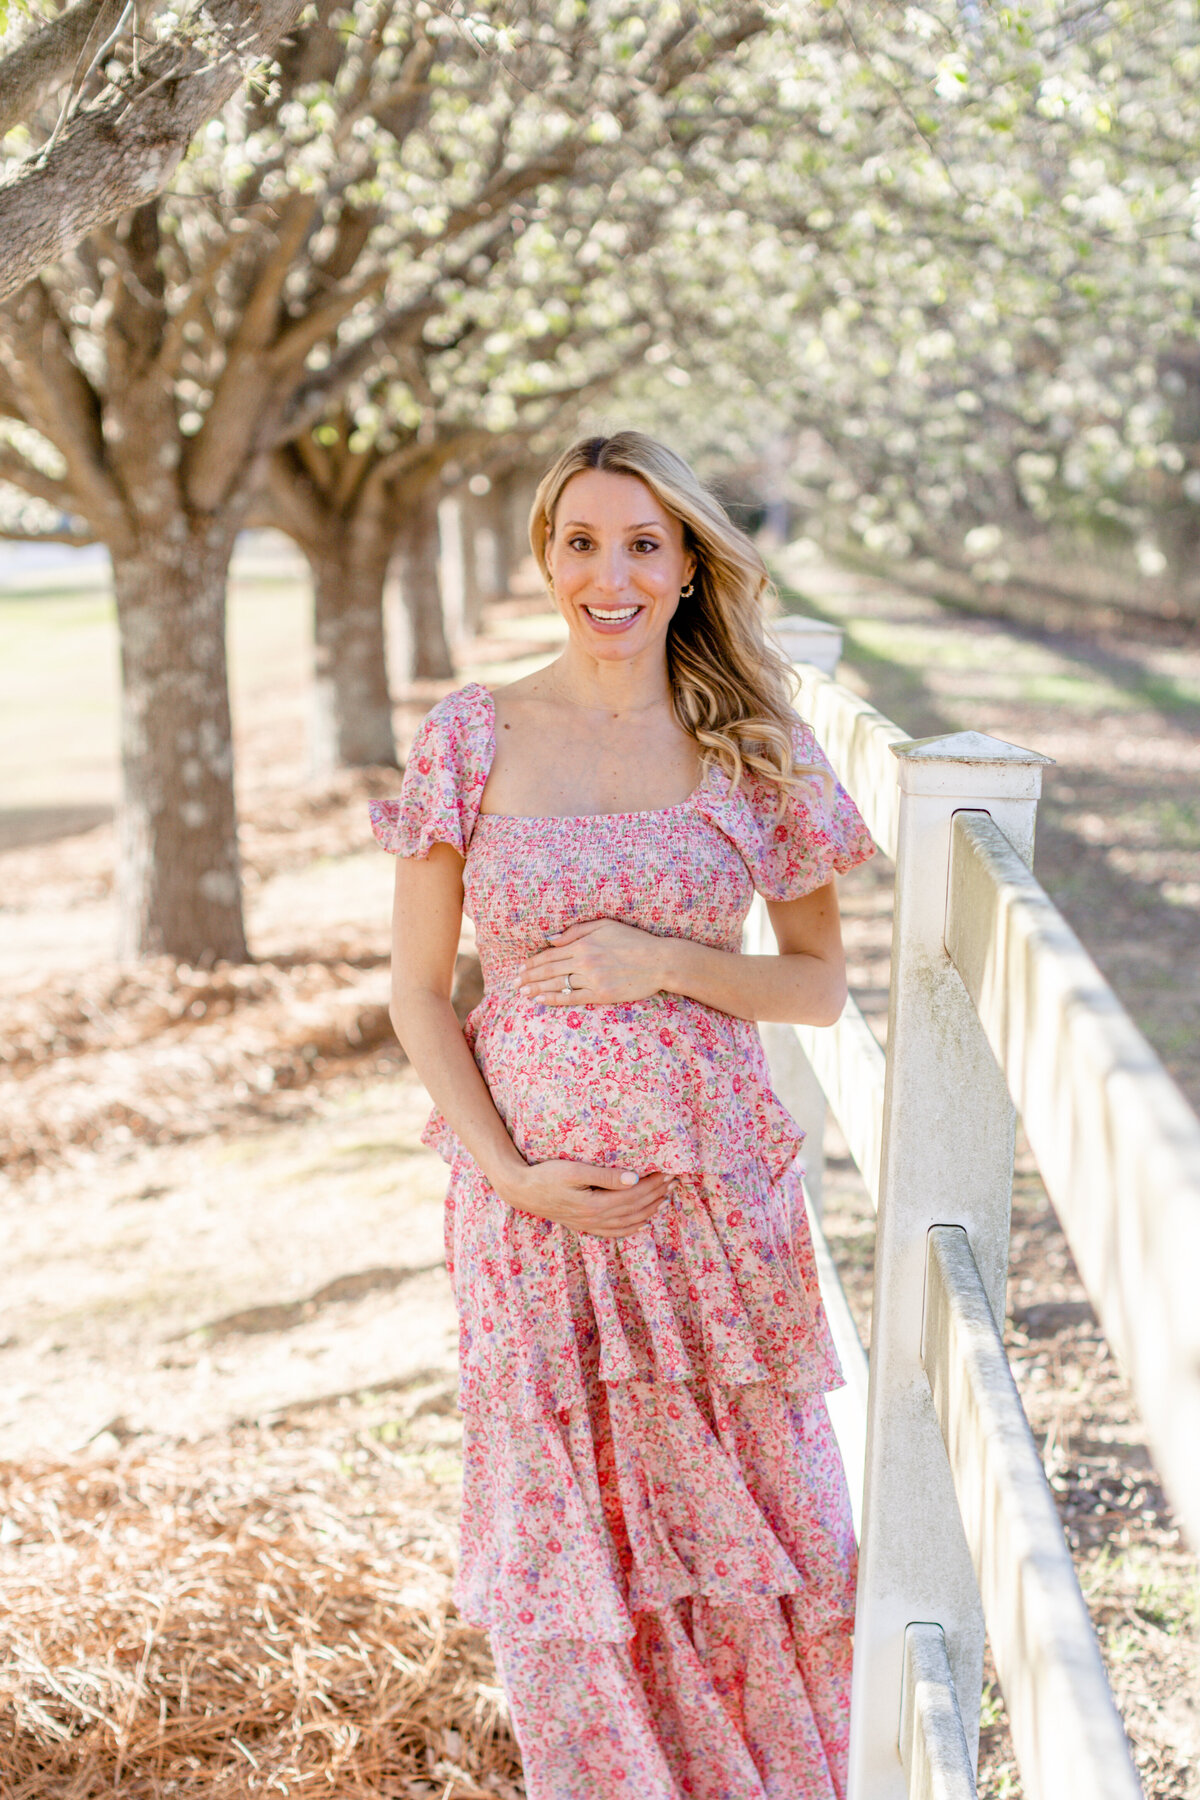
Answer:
[{"xmin": 750, "ymin": 617, "xmax": 1200, "ymax": 1800}]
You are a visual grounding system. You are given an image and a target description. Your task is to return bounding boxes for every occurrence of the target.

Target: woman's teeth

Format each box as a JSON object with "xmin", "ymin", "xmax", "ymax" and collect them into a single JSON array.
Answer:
[{"xmin": 585, "ymin": 606, "xmax": 640, "ymax": 621}]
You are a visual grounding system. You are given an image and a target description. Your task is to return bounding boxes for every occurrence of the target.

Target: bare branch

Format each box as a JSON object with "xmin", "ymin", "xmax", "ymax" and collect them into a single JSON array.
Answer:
[
  {"xmin": 260, "ymin": 442, "xmax": 330, "ymax": 547},
  {"xmin": 308, "ymin": 203, "xmax": 381, "ymax": 292},
  {"xmin": 229, "ymin": 191, "xmax": 321, "ymax": 355},
  {"xmin": 411, "ymin": 145, "xmax": 582, "ymax": 257},
  {"xmin": 277, "ymin": 294, "xmax": 440, "ymax": 444}
]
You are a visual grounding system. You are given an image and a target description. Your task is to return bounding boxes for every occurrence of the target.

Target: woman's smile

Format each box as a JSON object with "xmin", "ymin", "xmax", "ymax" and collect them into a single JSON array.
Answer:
[{"xmin": 581, "ymin": 602, "xmax": 644, "ymax": 631}]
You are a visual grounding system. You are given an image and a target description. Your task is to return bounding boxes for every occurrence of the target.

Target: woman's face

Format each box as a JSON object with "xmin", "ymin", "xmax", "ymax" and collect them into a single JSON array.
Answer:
[{"xmin": 545, "ymin": 468, "xmax": 696, "ymax": 666}]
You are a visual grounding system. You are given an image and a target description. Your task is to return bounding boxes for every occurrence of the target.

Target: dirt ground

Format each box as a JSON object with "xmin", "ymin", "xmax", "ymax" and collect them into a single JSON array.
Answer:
[{"xmin": 1, "ymin": 538, "xmax": 1197, "ymax": 1796}]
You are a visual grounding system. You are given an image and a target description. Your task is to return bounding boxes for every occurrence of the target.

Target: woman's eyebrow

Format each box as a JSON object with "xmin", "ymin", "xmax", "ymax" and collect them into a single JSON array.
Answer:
[{"xmin": 560, "ymin": 519, "xmax": 665, "ymax": 531}]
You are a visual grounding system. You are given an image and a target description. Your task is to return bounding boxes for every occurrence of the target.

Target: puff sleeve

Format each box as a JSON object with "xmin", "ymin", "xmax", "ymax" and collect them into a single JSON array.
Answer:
[
  {"xmin": 696, "ymin": 720, "xmax": 875, "ymax": 900},
  {"xmin": 367, "ymin": 683, "xmax": 494, "ymax": 858}
]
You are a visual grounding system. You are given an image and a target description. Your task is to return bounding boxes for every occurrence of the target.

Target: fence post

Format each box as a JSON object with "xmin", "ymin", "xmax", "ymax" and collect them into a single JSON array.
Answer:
[
  {"xmin": 847, "ymin": 731, "xmax": 1051, "ymax": 1800},
  {"xmin": 438, "ymin": 492, "xmax": 467, "ymax": 648},
  {"xmin": 753, "ymin": 619, "xmax": 846, "ymax": 1216},
  {"xmin": 772, "ymin": 614, "xmax": 844, "ymax": 676}
]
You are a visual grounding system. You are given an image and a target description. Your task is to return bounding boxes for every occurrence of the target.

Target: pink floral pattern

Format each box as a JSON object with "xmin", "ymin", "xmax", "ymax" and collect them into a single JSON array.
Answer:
[{"xmin": 369, "ymin": 683, "xmax": 874, "ymax": 1800}]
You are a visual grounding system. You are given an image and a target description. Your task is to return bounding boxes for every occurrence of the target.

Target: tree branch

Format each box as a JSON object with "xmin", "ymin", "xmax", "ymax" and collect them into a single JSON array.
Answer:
[
  {"xmin": 0, "ymin": 0, "xmax": 307, "ymax": 302},
  {"xmin": 0, "ymin": 280, "xmax": 122, "ymax": 530},
  {"xmin": 266, "ymin": 265, "xmax": 390, "ymax": 374},
  {"xmin": 0, "ymin": 521, "xmax": 97, "ymax": 545},
  {"xmin": 0, "ymin": 0, "xmax": 125, "ymax": 140},
  {"xmin": 228, "ymin": 190, "xmax": 320, "ymax": 355},
  {"xmin": 157, "ymin": 213, "xmax": 270, "ymax": 378},
  {"xmin": 0, "ymin": 443, "xmax": 77, "ymax": 511}
]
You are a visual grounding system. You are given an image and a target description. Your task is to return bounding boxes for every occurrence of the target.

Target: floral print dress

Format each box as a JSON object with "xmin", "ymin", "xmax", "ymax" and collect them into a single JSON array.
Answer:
[{"xmin": 369, "ymin": 682, "xmax": 875, "ymax": 1800}]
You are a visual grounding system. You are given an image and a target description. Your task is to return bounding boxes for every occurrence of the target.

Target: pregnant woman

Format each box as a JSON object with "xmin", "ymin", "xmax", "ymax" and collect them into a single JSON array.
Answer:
[{"xmin": 370, "ymin": 430, "xmax": 874, "ymax": 1798}]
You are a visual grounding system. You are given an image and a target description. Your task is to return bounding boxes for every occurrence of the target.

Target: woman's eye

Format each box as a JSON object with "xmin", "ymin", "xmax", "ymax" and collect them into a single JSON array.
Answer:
[
  {"xmin": 632, "ymin": 538, "xmax": 660, "ymax": 553},
  {"xmin": 568, "ymin": 536, "xmax": 592, "ymax": 552}
]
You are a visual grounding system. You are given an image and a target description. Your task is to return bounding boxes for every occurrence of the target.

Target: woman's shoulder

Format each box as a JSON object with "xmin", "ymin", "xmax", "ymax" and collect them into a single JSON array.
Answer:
[
  {"xmin": 695, "ymin": 711, "xmax": 874, "ymax": 898},
  {"xmin": 419, "ymin": 680, "xmax": 495, "ymax": 737},
  {"xmin": 406, "ymin": 681, "xmax": 496, "ymax": 787},
  {"xmin": 369, "ymin": 684, "xmax": 494, "ymax": 858}
]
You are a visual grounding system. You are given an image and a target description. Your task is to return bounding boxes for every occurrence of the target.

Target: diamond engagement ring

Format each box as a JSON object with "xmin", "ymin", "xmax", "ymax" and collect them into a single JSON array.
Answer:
[{"xmin": 562, "ymin": 973, "xmax": 575, "ymax": 994}]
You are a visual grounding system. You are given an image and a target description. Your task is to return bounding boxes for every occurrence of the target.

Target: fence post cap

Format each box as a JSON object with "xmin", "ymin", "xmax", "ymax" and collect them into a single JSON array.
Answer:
[
  {"xmin": 770, "ymin": 615, "xmax": 844, "ymax": 676},
  {"xmin": 891, "ymin": 730, "xmax": 1054, "ymax": 798},
  {"xmin": 773, "ymin": 614, "xmax": 842, "ymax": 637}
]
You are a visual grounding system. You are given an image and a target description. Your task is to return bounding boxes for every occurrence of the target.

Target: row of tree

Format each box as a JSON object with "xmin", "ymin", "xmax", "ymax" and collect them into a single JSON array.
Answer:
[{"xmin": 1, "ymin": 1, "xmax": 1197, "ymax": 968}]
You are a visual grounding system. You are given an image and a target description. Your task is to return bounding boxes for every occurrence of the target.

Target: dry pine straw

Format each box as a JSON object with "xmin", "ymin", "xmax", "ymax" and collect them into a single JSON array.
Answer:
[{"xmin": 0, "ymin": 1426, "xmax": 524, "ymax": 1799}]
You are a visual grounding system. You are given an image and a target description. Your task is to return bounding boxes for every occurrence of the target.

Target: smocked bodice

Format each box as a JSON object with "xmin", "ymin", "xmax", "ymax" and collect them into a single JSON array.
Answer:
[{"xmin": 465, "ymin": 804, "xmax": 752, "ymax": 993}]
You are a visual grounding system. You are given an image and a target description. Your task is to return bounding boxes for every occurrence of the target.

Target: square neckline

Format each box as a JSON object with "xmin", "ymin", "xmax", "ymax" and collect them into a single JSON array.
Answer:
[{"xmin": 468, "ymin": 681, "xmax": 713, "ymax": 824}]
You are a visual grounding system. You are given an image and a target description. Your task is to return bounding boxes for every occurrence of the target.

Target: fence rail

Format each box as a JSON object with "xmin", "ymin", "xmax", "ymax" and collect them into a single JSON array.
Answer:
[
  {"xmin": 923, "ymin": 1226, "xmax": 1139, "ymax": 1800},
  {"xmin": 759, "ymin": 615, "xmax": 1200, "ymax": 1800},
  {"xmin": 947, "ymin": 810, "xmax": 1200, "ymax": 1549}
]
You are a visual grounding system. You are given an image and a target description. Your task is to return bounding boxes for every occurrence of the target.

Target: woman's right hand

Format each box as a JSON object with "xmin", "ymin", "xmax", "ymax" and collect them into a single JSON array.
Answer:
[{"xmin": 496, "ymin": 1159, "xmax": 671, "ymax": 1240}]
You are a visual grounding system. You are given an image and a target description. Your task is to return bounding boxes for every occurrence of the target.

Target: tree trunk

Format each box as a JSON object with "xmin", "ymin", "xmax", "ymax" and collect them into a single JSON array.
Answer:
[
  {"xmin": 458, "ymin": 490, "xmax": 484, "ymax": 634},
  {"xmin": 467, "ymin": 477, "xmax": 512, "ymax": 611},
  {"xmin": 112, "ymin": 520, "xmax": 248, "ymax": 965},
  {"xmin": 436, "ymin": 490, "xmax": 469, "ymax": 644},
  {"xmin": 397, "ymin": 482, "xmax": 454, "ymax": 679},
  {"xmin": 308, "ymin": 535, "xmax": 398, "ymax": 773}
]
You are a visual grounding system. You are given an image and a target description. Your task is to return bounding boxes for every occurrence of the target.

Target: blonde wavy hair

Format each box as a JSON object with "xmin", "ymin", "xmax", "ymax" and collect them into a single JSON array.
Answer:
[{"xmin": 530, "ymin": 430, "xmax": 815, "ymax": 795}]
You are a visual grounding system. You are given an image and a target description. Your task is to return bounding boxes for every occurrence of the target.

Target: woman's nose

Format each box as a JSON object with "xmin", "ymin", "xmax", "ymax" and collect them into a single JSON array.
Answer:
[{"xmin": 591, "ymin": 548, "xmax": 627, "ymax": 593}]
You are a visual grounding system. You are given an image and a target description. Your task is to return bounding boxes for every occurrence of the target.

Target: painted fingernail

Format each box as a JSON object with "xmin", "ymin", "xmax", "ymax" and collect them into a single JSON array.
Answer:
[{"xmin": 621, "ymin": 1172, "xmax": 637, "ymax": 1186}]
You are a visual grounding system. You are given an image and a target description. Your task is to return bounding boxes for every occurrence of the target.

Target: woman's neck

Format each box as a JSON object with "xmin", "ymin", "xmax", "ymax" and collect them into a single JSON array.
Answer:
[{"xmin": 543, "ymin": 648, "xmax": 676, "ymax": 716}]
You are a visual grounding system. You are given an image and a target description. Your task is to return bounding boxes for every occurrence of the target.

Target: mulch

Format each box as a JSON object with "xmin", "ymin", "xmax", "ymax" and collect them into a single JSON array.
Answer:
[{"xmin": 0, "ymin": 1419, "xmax": 522, "ymax": 1799}]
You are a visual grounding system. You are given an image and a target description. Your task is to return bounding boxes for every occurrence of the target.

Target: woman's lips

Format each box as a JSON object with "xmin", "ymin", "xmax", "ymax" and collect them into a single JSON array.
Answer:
[{"xmin": 581, "ymin": 604, "xmax": 644, "ymax": 633}]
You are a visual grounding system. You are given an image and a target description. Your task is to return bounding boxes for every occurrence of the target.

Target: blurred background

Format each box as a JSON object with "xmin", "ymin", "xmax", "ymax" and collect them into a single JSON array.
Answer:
[{"xmin": 1, "ymin": 3, "xmax": 1198, "ymax": 1795}]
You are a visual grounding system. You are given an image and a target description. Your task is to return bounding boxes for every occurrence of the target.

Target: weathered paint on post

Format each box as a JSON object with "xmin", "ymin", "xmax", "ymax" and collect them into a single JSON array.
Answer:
[
  {"xmin": 847, "ymin": 731, "xmax": 1051, "ymax": 1800},
  {"xmin": 899, "ymin": 1624, "xmax": 977, "ymax": 1800}
]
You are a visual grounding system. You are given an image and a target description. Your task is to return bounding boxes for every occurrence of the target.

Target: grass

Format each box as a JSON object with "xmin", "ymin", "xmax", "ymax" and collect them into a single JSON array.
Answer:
[
  {"xmin": 0, "ymin": 543, "xmax": 313, "ymax": 810},
  {"xmin": 1145, "ymin": 799, "xmax": 1200, "ymax": 852},
  {"xmin": 779, "ymin": 567, "xmax": 1200, "ymax": 722},
  {"xmin": 1082, "ymin": 1544, "xmax": 1200, "ymax": 1639}
]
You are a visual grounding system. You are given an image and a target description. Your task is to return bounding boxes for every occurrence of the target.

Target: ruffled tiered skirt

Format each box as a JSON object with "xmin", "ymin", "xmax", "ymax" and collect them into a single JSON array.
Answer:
[{"xmin": 442, "ymin": 1153, "xmax": 856, "ymax": 1800}]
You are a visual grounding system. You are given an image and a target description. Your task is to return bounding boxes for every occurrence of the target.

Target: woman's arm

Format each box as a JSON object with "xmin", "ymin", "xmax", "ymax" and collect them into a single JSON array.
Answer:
[
  {"xmin": 389, "ymin": 844, "xmax": 525, "ymax": 1194},
  {"xmin": 517, "ymin": 880, "xmax": 848, "ymax": 1026},
  {"xmin": 666, "ymin": 882, "xmax": 847, "ymax": 1024},
  {"xmin": 389, "ymin": 846, "xmax": 670, "ymax": 1236}
]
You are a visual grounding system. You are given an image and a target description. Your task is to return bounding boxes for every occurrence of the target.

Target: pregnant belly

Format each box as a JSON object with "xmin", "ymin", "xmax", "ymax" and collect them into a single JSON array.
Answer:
[{"xmin": 454, "ymin": 992, "xmax": 804, "ymax": 1180}]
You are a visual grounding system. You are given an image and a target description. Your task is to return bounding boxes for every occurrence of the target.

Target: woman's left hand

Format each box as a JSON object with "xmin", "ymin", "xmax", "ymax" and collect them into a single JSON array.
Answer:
[{"xmin": 517, "ymin": 919, "xmax": 671, "ymax": 1006}]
